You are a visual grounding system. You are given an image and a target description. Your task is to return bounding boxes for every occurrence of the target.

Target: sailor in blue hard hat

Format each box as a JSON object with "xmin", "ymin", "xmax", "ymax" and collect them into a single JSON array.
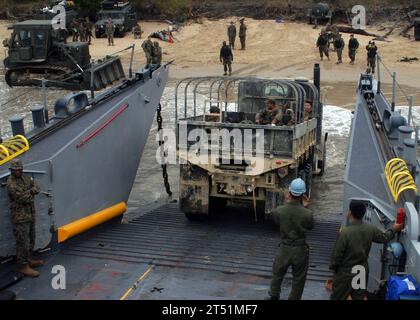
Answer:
[{"xmin": 266, "ymin": 178, "xmax": 313, "ymax": 300}]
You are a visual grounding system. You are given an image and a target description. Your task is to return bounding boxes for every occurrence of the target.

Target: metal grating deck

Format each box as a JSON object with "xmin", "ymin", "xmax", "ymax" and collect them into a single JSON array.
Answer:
[{"xmin": 63, "ymin": 203, "xmax": 340, "ymax": 282}]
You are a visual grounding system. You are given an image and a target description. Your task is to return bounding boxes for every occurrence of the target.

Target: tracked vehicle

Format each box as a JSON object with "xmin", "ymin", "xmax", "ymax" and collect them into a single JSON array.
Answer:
[
  {"xmin": 3, "ymin": 20, "xmax": 125, "ymax": 90},
  {"xmin": 175, "ymin": 65, "xmax": 327, "ymax": 221}
]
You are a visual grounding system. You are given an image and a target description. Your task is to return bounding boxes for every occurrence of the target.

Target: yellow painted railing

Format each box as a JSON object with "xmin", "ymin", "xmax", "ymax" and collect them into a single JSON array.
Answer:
[
  {"xmin": 0, "ymin": 135, "xmax": 30, "ymax": 166},
  {"xmin": 385, "ymin": 158, "xmax": 417, "ymax": 202},
  {"xmin": 57, "ymin": 202, "xmax": 127, "ymax": 243}
]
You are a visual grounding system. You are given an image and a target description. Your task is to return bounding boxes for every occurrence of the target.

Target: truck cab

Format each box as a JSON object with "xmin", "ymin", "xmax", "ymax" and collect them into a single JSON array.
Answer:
[{"xmin": 175, "ymin": 70, "xmax": 326, "ymax": 221}]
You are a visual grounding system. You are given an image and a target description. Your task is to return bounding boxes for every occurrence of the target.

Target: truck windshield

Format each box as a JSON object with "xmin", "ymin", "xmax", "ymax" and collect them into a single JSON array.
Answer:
[
  {"xmin": 264, "ymin": 85, "xmax": 288, "ymax": 97},
  {"xmin": 100, "ymin": 12, "xmax": 123, "ymax": 20}
]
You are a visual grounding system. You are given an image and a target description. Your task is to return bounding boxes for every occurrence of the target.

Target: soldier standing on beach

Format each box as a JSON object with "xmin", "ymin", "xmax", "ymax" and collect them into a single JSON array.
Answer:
[
  {"xmin": 227, "ymin": 21, "xmax": 236, "ymax": 49},
  {"xmin": 316, "ymin": 32, "xmax": 330, "ymax": 61},
  {"xmin": 239, "ymin": 18, "xmax": 247, "ymax": 50},
  {"xmin": 142, "ymin": 36, "xmax": 153, "ymax": 67},
  {"xmin": 348, "ymin": 34, "xmax": 359, "ymax": 64},
  {"xmin": 333, "ymin": 33, "xmax": 345, "ymax": 64},
  {"xmin": 85, "ymin": 17, "xmax": 93, "ymax": 45},
  {"xmin": 220, "ymin": 41, "xmax": 233, "ymax": 75},
  {"xmin": 106, "ymin": 18, "xmax": 115, "ymax": 46}
]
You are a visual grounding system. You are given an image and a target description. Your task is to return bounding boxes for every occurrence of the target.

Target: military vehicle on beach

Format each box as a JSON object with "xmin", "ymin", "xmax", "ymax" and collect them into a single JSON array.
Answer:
[
  {"xmin": 308, "ymin": 2, "xmax": 333, "ymax": 25},
  {"xmin": 3, "ymin": 20, "xmax": 125, "ymax": 90},
  {"xmin": 175, "ymin": 65, "xmax": 327, "ymax": 221},
  {"xmin": 94, "ymin": 1, "xmax": 137, "ymax": 38}
]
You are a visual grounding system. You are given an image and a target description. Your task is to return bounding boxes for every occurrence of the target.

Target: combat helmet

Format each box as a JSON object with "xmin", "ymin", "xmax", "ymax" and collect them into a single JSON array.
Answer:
[{"xmin": 9, "ymin": 159, "xmax": 23, "ymax": 170}]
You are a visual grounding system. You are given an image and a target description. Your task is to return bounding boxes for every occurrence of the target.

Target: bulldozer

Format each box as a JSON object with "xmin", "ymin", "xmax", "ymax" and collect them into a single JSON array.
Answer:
[{"xmin": 3, "ymin": 20, "xmax": 125, "ymax": 90}]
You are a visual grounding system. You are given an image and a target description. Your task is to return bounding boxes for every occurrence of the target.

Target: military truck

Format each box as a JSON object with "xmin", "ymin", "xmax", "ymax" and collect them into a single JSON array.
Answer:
[
  {"xmin": 3, "ymin": 20, "xmax": 125, "ymax": 90},
  {"xmin": 308, "ymin": 2, "xmax": 333, "ymax": 25},
  {"xmin": 174, "ymin": 65, "xmax": 327, "ymax": 221},
  {"xmin": 94, "ymin": 1, "xmax": 137, "ymax": 38}
]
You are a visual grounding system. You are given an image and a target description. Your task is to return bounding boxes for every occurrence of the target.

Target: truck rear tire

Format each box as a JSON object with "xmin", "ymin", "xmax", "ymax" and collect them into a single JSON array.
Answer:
[{"xmin": 209, "ymin": 197, "xmax": 227, "ymax": 214}]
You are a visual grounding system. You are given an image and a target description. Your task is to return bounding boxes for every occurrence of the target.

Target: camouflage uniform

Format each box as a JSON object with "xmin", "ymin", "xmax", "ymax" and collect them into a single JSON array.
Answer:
[
  {"xmin": 269, "ymin": 200, "xmax": 314, "ymax": 300},
  {"xmin": 239, "ymin": 21, "xmax": 247, "ymax": 50},
  {"xmin": 133, "ymin": 24, "xmax": 142, "ymax": 39},
  {"xmin": 106, "ymin": 20, "xmax": 115, "ymax": 46},
  {"xmin": 79, "ymin": 22, "xmax": 87, "ymax": 42},
  {"xmin": 316, "ymin": 33, "xmax": 329, "ymax": 60},
  {"xmin": 255, "ymin": 107, "xmax": 283, "ymax": 125},
  {"xmin": 220, "ymin": 43, "xmax": 233, "ymax": 75},
  {"xmin": 366, "ymin": 43, "xmax": 378, "ymax": 74},
  {"xmin": 6, "ymin": 164, "xmax": 40, "ymax": 266},
  {"xmin": 71, "ymin": 20, "xmax": 79, "ymax": 42},
  {"xmin": 333, "ymin": 35, "xmax": 345, "ymax": 63},
  {"xmin": 330, "ymin": 220, "xmax": 396, "ymax": 300},
  {"xmin": 151, "ymin": 41, "xmax": 162, "ymax": 65},
  {"xmin": 85, "ymin": 19, "xmax": 93, "ymax": 45},
  {"xmin": 227, "ymin": 23, "xmax": 236, "ymax": 49},
  {"xmin": 348, "ymin": 36, "xmax": 359, "ymax": 64},
  {"xmin": 142, "ymin": 39, "xmax": 153, "ymax": 66}
]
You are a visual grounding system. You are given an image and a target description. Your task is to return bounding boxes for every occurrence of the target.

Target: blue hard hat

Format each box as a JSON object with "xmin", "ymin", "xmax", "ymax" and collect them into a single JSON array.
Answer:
[
  {"xmin": 289, "ymin": 178, "xmax": 306, "ymax": 196},
  {"xmin": 388, "ymin": 242, "xmax": 403, "ymax": 259}
]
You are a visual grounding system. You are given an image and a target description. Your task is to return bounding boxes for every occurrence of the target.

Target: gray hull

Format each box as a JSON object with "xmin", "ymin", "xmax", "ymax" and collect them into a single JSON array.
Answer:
[
  {"xmin": 0, "ymin": 65, "xmax": 169, "ymax": 258},
  {"xmin": 344, "ymin": 73, "xmax": 420, "ymax": 291}
]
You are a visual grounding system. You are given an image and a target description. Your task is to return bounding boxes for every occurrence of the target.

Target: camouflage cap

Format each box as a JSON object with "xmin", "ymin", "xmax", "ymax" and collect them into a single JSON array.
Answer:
[{"xmin": 9, "ymin": 159, "xmax": 23, "ymax": 170}]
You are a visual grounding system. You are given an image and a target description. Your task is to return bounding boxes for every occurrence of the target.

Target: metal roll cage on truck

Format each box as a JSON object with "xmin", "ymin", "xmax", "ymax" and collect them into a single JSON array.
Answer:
[{"xmin": 174, "ymin": 65, "xmax": 327, "ymax": 221}]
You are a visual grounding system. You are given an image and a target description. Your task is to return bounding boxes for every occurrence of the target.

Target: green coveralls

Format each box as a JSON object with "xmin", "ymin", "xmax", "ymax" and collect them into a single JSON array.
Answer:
[
  {"xmin": 330, "ymin": 220, "xmax": 396, "ymax": 300},
  {"xmin": 269, "ymin": 200, "xmax": 314, "ymax": 300}
]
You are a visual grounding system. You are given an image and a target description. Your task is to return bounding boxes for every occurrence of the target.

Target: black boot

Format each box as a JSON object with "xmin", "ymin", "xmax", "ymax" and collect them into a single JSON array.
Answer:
[{"xmin": 264, "ymin": 294, "xmax": 279, "ymax": 300}]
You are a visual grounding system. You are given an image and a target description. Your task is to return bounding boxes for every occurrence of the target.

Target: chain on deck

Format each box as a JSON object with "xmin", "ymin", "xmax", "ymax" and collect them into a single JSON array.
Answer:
[{"xmin": 63, "ymin": 203, "xmax": 340, "ymax": 282}]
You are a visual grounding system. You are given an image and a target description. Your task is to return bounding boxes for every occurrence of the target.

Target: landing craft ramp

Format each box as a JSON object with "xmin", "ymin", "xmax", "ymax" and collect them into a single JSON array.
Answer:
[{"xmin": 2, "ymin": 203, "xmax": 341, "ymax": 300}]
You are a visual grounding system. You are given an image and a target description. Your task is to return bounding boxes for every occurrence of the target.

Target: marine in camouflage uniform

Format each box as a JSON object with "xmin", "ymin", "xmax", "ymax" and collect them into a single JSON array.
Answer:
[
  {"xmin": 142, "ymin": 36, "xmax": 153, "ymax": 66},
  {"xmin": 71, "ymin": 19, "xmax": 79, "ymax": 42},
  {"xmin": 151, "ymin": 41, "xmax": 162, "ymax": 65},
  {"xmin": 348, "ymin": 34, "xmax": 359, "ymax": 64},
  {"xmin": 220, "ymin": 41, "xmax": 233, "ymax": 75},
  {"xmin": 333, "ymin": 33, "xmax": 345, "ymax": 64},
  {"xmin": 267, "ymin": 179, "xmax": 313, "ymax": 300},
  {"xmin": 255, "ymin": 100, "xmax": 283, "ymax": 125},
  {"xmin": 316, "ymin": 32, "xmax": 330, "ymax": 61},
  {"xmin": 239, "ymin": 19, "xmax": 247, "ymax": 50},
  {"xmin": 106, "ymin": 18, "xmax": 115, "ymax": 46},
  {"xmin": 303, "ymin": 101, "xmax": 313, "ymax": 121},
  {"xmin": 366, "ymin": 41, "xmax": 378, "ymax": 74},
  {"xmin": 85, "ymin": 17, "xmax": 93, "ymax": 45},
  {"xmin": 6, "ymin": 159, "xmax": 43, "ymax": 277},
  {"xmin": 329, "ymin": 200, "xmax": 402, "ymax": 300},
  {"xmin": 79, "ymin": 21, "xmax": 87, "ymax": 42},
  {"xmin": 227, "ymin": 21, "xmax": 236, "ymax": 49},
  {"xmin": 133, "ymin": 23, "xmax": 142, "ymax": 39}
]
